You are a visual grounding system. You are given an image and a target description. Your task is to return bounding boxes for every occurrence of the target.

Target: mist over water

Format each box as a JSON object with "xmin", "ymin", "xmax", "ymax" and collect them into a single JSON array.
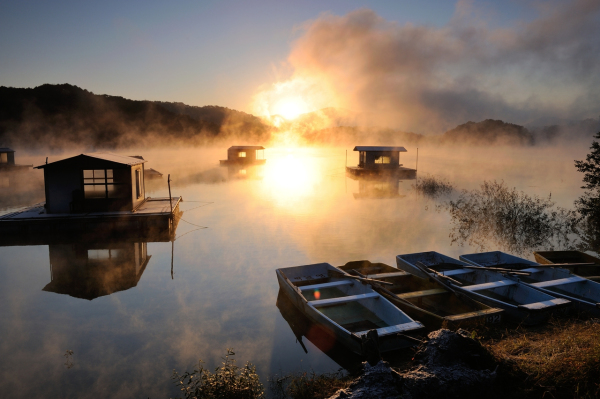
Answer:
[{"xmin": 0, "ymin": 144, "xmax": 589, "ymax": 397}]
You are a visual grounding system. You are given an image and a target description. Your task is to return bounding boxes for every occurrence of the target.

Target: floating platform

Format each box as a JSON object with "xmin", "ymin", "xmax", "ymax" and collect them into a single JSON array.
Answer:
[
  {"xmin": 0, "ymin": 196, "xmax": 182, "ymax": 244},
  {"xmin": 346, "ymin": 166, "xmax": 417, "ymax": 180},
  {"xmin": 219, "ymin": 159, "xmax": 266, "ymax": 166}
]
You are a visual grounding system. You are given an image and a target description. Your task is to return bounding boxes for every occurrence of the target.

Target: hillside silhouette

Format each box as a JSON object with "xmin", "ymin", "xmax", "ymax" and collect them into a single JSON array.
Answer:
[
  {"xmin": 0, "ymin": 84, "xmax": 270, "ymax": 150},
  {"xmin": 1, "ymin": 84, "xmax": 596, "ymax": 151}
]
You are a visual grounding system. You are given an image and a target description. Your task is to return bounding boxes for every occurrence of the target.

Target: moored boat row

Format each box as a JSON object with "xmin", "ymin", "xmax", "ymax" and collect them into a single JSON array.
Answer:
[{"xmin": 277, "ymin": 250, "xmax": 600, "ymax": 356}]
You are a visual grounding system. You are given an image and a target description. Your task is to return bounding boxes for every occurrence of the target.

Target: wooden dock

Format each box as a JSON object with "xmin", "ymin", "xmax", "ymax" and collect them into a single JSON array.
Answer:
[{"xmin": 0, "ymin": 196, "xmax": 182, "ymax": 244}]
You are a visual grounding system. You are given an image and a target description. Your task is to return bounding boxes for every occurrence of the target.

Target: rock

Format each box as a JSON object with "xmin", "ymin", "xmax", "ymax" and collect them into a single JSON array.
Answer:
[
  {"xmin": 329, "ymin": 361, "xmax": 402, "ymax": 399},
  {"xmin": 398, "ymin": 329, "xmax": 497, "ymax": 399},
  {"xmin": 328, "ymin": 329, "xmax": 498, "ymax": 399}
]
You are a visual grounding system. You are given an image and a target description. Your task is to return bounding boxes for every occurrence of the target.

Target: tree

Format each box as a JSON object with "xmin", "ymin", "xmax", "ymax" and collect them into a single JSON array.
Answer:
[{"xmin": 574, "ymin": 132, "xmax": 600, "ymax": 251}]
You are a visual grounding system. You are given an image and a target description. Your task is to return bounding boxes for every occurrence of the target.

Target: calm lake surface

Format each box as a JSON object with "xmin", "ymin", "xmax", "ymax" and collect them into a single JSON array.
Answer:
[{"xmin": 0, "ymin": 145, "xmax": 587, "ymax": 398}]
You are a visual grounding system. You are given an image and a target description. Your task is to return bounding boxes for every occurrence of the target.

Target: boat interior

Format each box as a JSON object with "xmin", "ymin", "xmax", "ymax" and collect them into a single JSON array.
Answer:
[
  {"xmin": 399, "ymin": 253, "xmax": 566, "ymax": 307},
  {"xmin": 278, "ymin": 263, "xmax": 422, "ymax": 335},
  {"xmin": 339, "ymin": 260, "xmax": 491, "ymax": 317}
]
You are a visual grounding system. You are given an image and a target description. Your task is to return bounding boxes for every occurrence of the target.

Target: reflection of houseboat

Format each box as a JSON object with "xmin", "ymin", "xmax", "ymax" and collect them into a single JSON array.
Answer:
[
  {"xmin": 43, "ymin": 241, "xmax": 151, "ymax": 300},
  {"xmin": 353, "ymin": 178, "xmax": 404, "ymax": 199},
  {"xmin": 346, "ymin": 146, "xmax": 416, "ymax": 179},
  {"xmin": 0, "ymin": 153, "xmax": 181, "ymax": 240},
  {"xmin": 220, "ymin": 146, "xmax": 266, "ymax": 165},
  {"xmin": 226, "ymin": 164, "xmax": 263, "ymax": 180},
  {"xmin": 0, "ymin": 148, "xmax": 32, "ymax": 172}
]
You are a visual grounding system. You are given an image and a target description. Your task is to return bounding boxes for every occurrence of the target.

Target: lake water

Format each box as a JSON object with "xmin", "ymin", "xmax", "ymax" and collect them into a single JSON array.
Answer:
[{"xmin": 0, "ymin": 145, "xmax": 588, "ymax": 398}]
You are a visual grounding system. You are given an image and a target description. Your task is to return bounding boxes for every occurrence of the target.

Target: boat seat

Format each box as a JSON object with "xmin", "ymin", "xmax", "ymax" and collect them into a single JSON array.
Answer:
[
  {"xmin": 356, "ymin": 321, "xmax": 423, "ymax": 336},
  {"xmin": 462, "ymin": 280, "xmax": 517, "ymax": 291},
  {"xmin": 530, "ymin": 276, "xmax": 586, "ymax": 288},
  {"xmin": 518, "ymin": 298, "xmax": 571, "ymax": 310},
  {"xmin": 300, "ymin": 280, "xmax": 353, "ymax": 291},
  {"xmin": 366, "ymin": 271, "xmax": 410, "ymax": 279},
  {"xmin": 396, "ymin": 288, "xmax": 447, "ymax": 299},
  {"xmin": 310, "ymin": 292, "xmax": 379, "ymax": 306}
]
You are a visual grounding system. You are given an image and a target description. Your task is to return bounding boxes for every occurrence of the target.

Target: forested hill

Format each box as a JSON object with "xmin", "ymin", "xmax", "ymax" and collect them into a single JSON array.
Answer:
[{"xmin": 0, "ymin": 84, "xmax": 270, "ymax": 150}]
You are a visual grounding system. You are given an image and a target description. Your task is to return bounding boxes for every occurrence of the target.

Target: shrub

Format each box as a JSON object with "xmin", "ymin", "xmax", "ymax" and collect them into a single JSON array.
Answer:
[
  {"xmin": 172, "ymin": 349, "xmax": 264, "ymax": 399},
  {"xmin": 414, "ymin": 174, "xmax": 453, "ymax": 198}
]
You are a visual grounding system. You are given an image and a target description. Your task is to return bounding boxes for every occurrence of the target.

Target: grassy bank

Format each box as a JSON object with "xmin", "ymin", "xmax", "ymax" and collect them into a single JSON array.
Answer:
[{"xmin": 477, "ymin": 315, "xmax": 600, "ymax": 398}]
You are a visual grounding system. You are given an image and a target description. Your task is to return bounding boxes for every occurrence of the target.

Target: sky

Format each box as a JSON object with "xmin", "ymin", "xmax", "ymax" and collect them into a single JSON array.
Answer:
[{"xmin": 1, "ymin": 0, "xmax": 598, "ymax": 133}]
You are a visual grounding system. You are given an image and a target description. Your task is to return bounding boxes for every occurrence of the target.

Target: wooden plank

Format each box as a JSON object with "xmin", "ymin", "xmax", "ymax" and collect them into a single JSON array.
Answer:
[
  {"xmin": 530, "ymin": 276, "xmax": 586, "ymax": 288},
  {"xmin": 463, "ymin": 280, "xmax": 517, "ymax": 291},
  {"xmin": 310, "ymin": 292, "xmax": 379, "ymax": 306}
]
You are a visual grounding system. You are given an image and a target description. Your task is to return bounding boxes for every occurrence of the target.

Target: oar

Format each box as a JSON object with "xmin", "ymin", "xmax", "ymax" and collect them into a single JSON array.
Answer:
[
  {"xmin": 415, "ymin": 261, "xmax": 463, "ymax": 286},
  {"xmin": 463, "ymin": 266, "xmax": 532, "ymax": 276}
]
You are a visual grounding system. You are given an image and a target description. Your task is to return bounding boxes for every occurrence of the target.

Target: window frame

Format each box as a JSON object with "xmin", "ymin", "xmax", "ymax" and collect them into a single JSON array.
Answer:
[{"xmin": 83, "ymin": 169, "xmax": 126, "ymax": 200}]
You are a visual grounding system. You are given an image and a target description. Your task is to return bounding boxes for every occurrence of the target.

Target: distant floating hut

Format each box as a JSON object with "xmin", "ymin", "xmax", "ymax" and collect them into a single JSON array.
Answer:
[
  {"xmin": 0, "ymin": 148, "xmax": 33, "ymax": 172},
  {"xmin": 346, "ymin": 146, "xmax": 417, "ymax": 180},
  {"xmin": 220, "ymin": 146, "xmax": 266, "ymax": 165},
  {"xmin": 0, "ymin": 152, "xmax": 181, "ymax": 239}
]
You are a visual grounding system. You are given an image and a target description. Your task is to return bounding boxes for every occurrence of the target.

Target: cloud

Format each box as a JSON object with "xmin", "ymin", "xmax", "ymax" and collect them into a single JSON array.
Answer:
[{"xmin": 254, "ymin": 0, "xmax": 600, "ymax": 134}]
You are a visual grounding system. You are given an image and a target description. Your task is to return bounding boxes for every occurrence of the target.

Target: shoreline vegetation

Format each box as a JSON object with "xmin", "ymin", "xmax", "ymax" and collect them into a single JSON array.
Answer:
[{"xmin": 172, "ymin": 314, "xmax": 600, "ymax": 399}]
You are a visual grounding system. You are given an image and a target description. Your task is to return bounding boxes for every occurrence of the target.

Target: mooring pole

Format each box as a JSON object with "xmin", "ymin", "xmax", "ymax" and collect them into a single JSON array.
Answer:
[
  {"xmin": 168, "ymin": 174, "xmax": 173, "ymax": 214},
  {"xmin": 416, "ymin": 148, "xmax": 418, "ymax": 171},
  {"xmin": 345, "ymin": 149, "xmax": 347, "ymax": 167},
  {"xmin": 171, "ymin": 239, "xmax": 174, "ymax": 279}
]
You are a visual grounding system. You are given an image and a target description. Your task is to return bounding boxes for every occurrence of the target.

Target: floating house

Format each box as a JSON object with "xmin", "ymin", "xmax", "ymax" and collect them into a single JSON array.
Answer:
[
  {"xmin": 0, "ymin": 148, "xmax": 32, "ymax": 172},
  {"xmin": 0, "ymin": 152, "xmax": 181, "ymax": 240},
  {"xmin": 42, "ymin": 241, "xmax": 151, "ymax": 300},
  {"xmin": 346, "ymin": 146, "xmax": 416, "ymax": 179},
  {"xmin": 220, "ymin": 146, "xmax": 266, "ymax": 165}
]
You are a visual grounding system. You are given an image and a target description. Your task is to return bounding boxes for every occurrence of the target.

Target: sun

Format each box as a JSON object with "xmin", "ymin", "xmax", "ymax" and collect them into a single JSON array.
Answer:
[{"xmin": 272, "ymin": 96, "xmax": 309, "ymax": 120}]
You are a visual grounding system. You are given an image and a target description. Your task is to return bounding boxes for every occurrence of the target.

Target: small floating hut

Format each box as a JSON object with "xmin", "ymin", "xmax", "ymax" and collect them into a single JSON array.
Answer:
[
  {"xmin": 346, "ymin": 146, "xmax": 416, "ymax": 179},
  {"xmin": 0, "ymin": 148, "xmax": 32, "ymax": 172},
  {"xmin": 0, "ymin": 152, "xmax": 181, "ymax": 239},
  {"xmin": 220, "ymin": 146, "xmax": 266, "ymax": 165}
]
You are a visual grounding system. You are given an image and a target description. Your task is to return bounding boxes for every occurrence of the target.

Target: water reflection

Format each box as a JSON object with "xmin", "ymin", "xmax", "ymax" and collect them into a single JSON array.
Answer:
[
  {"xmin": 352, "ymin": 178, "xmax": 405, "ymax": 199},
  {"xmin": 44, "ymin": 241, "xmax": 151, "ymax": 300},
  {"xmin": 276, "ymin": 289, "xmax": 363, "ymax": 373}
]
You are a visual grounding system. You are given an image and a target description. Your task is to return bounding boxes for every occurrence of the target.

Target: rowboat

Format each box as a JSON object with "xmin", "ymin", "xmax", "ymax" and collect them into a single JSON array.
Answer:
[
  {"xmin": 275, "ymin": 262, "xmax": 425, "ymax": 355},
  {"xmin": 461, "ymin": 251, "xmax": 600, "ymax": 316},
  {"xmin": 534, "ymin": 250, "xmax": 600, "ymax": 281},
  {"xmin": 338, "ymin": 260, "xmax": 503, "ymax": 329},
  {"xmin": 396, "ymin": 251, "xmax": 571, "ymax": 325}
]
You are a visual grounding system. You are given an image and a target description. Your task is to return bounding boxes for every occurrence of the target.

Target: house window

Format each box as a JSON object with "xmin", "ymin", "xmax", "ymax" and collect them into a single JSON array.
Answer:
[
  {"xmin": 238, "ymin": 152, "xmax": 246, "ymax": 158},
  {"xmin": 83, "ymin": 169, "xmax": 126, "ymax": 199},
  {"xmin": 0, "ymin": 153, "xmax": 7, "ymax": 163},
  {"xmin": 375, "ymin": 156, "xmax": 390, "ymax": 164},
  {"xmin": 135, "ymin": 169, "xmax": 142, "ymax": 199}
]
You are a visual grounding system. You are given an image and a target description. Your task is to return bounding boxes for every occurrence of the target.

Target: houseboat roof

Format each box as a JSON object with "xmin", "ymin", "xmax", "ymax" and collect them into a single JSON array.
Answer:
[
  {"xmin": 0, "ymin": 148, "xmax": 15, "ymax": 153},
  {"xmin": 353, "ymin": 146, "xmax": 407, "ymax": 152},
  {"xmin": 228, "ymin": 146, "xmax": 265, "ymax": 150},
  {"xmin": 35, "ymin": 152, "xmax": 147, "ymax": 169}
]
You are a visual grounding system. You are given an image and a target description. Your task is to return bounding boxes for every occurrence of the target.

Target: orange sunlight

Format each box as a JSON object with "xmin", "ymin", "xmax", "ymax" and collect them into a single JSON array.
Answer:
[{"xmin": 261, "ymin": 149, "xmax": 320, "ymax": 208}]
